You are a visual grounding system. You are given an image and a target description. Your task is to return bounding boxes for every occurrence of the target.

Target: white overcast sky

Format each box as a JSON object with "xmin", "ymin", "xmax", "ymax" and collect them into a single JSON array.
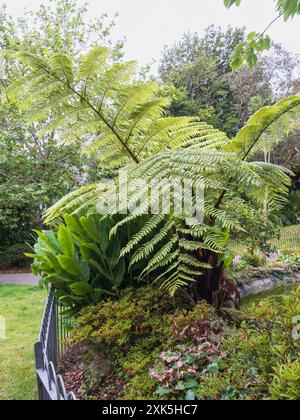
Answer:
[{"xmin": 3, "ymin": 0, "xmax": 300, "ymax": 71}]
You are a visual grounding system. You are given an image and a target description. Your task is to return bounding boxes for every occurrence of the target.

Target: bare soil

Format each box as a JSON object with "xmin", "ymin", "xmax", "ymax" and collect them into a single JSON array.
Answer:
[{"xmin": 59, "ymin": 344, "xmax": 127, "ymax": 400}]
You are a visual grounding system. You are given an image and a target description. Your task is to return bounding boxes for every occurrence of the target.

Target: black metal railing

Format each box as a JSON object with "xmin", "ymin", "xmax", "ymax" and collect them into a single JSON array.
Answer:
[{"xmin": 34, "ymin": 292, "xmax": 76, "ymax": 400}]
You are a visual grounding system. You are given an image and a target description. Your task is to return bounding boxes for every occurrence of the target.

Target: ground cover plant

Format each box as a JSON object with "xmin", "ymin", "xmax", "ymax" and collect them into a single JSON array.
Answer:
[{"xmin": 60, "ymin": 284, "xmax": 300, "ymax": 400}]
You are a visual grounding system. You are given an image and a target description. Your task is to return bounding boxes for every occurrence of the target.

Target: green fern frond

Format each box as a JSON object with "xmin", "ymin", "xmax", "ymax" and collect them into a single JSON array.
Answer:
[
  {"xmin": 6, "ymin": 48, "xmax": 229, "ymax": 172},
  {"xmin": 78, "ymin": 46, "xmax": 110, "ymax": 81},
  {"xmin": 44, "ymin": 183, "xmax": 108, "ymax": 223},
  {"xmin": 225, "ymin": 95, "xmax": 300, "ymax": 159},
  {"xmin": 119, "ymin": 214, "xmax": 165, "ymax": 257},
  {"xmin": 139, "ymin": 236, "xmax": 178, "ymax": 276},
  {"xmin": 130, "ymin": 221, "xmax": 174, "ymax": 266}
]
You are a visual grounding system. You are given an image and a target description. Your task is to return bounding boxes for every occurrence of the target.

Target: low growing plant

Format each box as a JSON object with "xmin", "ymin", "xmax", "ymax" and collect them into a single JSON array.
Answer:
[
  {"xmin": 196, "ymin": 286, "xmax": 300, "ymax": 400},
  {"xmin": 61, "ymin": 285, "xmax": 300, "ymax": 400},
  {"xmin": 69, "ymin": 287, "xmax": 219, "ymax": 399},
  {"xmin": 70, "ymin": 286, "xmax": 177, "ymax": 398},
  {"xmin": 277, "ymin": 251, "xmax": 300, "ymax": 267}
]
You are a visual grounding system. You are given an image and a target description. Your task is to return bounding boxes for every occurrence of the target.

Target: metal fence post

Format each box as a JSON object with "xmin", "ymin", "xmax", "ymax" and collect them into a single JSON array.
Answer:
[{"xmin": 34, "ymin": 292, "xmax": 76, "ymax": 401}]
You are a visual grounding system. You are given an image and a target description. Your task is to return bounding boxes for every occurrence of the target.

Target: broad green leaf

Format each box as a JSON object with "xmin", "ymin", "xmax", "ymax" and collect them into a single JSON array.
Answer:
[
  {"xmin": 33, "ymin": 230, "xmax": 62, "ymax": 254},
  {"xmin": 57, "ymin": 255, "xmax": 82, "ymax": 276},
  {"xmin": 70, "ymin": 281, "xmax": 93, "ymax": 296},
  {"xmin": 99, "ymin": 222, "xmax": 109, "ymax": 252},
  {"xmin": 64, "ymin": 214, "xmax": 86, "ymax": 238},
  {"xmin": 79, "ymin": 260, "xmax": 91, "ymax": 282},
  {"xmin": 88, "ymin": 259, "xmax": 113, "ymax": 281},
  {"xmin": 107, "ymin": 238, "xmax": 121, "ymax": 268},
  {"xmin": 80, "ymin": 216, "xmax": 100, "ymax": 243},
  {"xmin": 113, "ymin": 258, "xmax": 126, "ymax": 287},
  {"xmin": 58, "ymin": 225, "xmax": 75, "ymax": 257},
  {"xmin": 46, "ymin": 275, "xmax": 69, "ymax": 289}
]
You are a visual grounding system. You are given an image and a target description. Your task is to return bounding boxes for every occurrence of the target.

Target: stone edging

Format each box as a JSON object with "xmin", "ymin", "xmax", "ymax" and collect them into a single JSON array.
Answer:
[{"xmin": 238, "ymin": 267, "xmax": 300, "ymax": 298}]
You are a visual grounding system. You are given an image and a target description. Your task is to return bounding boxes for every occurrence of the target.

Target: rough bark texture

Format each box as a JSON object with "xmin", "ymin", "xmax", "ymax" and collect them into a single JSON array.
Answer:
[{"xmin": 190, "ymin": 251, "xmax": 240, "ymax": 308}]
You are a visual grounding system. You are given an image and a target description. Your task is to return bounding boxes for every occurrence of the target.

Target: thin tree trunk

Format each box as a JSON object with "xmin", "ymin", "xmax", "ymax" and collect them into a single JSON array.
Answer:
[{"xmin": 189, "ymin": 250, "xmax": 239, "ymax": 308}]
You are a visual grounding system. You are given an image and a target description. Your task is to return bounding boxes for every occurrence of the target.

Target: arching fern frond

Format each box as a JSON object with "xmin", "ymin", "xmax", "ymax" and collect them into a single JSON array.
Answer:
[
  {"xmin": 99, "ymin": 146, "xmax": 292, "ymax": 296},
  {"xmin": 224, "ymin": 95, "xmax": 300, "ymax": 159},
  {"xmin": 44, "ymin": 182, "xmax": 110, "ymax": 222},
  {"xmin": 4, "ymin": 48, "xmax": 229, "ymax": 171}
]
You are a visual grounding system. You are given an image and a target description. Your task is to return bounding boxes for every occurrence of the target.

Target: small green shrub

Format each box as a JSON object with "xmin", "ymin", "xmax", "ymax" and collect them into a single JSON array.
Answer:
[
  {"xmin": 71, "ymin": 286, "xmax": 215, "ymax": 399},
  {"xmin": 123, "ymin": 373, "xmax": 158, "ymax": 400},
  {"xmin": 72, "ymin": 286, "xmax": 177, "ymax": 398},
  {"xmin": 196, "ymin": 287, "xmax": 300, "ymax": 400},
  {"xmin": 241, "ymin": 252, "xmax": 266, "ymax": 268},
  {"xmin": 151, "ymin": 287, "xmax": 300, "ymax": 400},
  {"xmin": 63, "ymin": 286, "xmax": 300, "ymax": 400},
  {"xmin": 277, "ymin": 251, "xmax": 300, "ymax": 267},
  {"xmin": 73, "ymin": 286, "xmax": 176, "ymax": 353},
  {"xmin": 233, "ymin": 252, "xmax": 267, "ymax": 272},
  {"xmin": 269, "ymin": 361, "xmax": 300, "ymax": 400}
]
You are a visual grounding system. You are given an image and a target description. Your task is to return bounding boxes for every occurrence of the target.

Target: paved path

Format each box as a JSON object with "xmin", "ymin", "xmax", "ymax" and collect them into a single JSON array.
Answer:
[{"xmin": 0, "ymin": 273, "xmax": 39, "ymax": 286}]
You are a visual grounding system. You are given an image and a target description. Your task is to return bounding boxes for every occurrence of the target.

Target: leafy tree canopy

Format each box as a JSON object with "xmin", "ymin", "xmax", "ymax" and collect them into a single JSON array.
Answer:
[
  {"xmin": 159, "ymin": 26, "xmax": 299, "ymax": 136},
  {"xmin": 0, "ymin": 0, "xmax": 120, "ymax": 248}
]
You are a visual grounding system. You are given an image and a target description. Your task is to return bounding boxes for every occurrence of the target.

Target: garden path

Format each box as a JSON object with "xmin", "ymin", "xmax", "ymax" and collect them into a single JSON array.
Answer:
[{"xmin": 0, "ymin": 273, "xmax": 38, "ymax": 286}]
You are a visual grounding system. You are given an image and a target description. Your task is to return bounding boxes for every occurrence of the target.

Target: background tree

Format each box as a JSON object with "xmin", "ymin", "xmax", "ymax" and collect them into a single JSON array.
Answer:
[
  {"xmin": 159, "ymin": 25, "xmax": 300, "ymax": 136},
  {"xmin": 0, "ymin": 0, "xmax": 122, "ymax": 266},
  {"xmin": 270, "ymin": 129, "xmax": 300, "ymax": 226},
  {"xmin": 159, "ymin": 26, "xmax": 245, "ymax": 136}
]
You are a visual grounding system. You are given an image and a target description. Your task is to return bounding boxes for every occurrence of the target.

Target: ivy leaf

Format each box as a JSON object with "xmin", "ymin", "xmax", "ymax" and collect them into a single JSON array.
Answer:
[
  {"xmin": 207, "ymin": 362, "xmax": 219, "ymax": 374},
  {"xmin": 185, "ymin": 377, "xmax": 198, "ymax": 388},
  {"xmin": 175, "ymin": 381, "xmax": 186, "ymax": 391},
  {"xmin": 156, "ymin": 386, "xmax": 171, "ymax": 396}
]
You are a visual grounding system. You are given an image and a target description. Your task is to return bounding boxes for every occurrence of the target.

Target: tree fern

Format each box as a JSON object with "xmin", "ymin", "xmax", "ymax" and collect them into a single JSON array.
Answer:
[
  {"xmin": 98, "ymin": 146, "xmax": 291, "ymax": 296},
  {"xmin": 4, "ymin": 46, "xmax": 299, "ymax": 301}
]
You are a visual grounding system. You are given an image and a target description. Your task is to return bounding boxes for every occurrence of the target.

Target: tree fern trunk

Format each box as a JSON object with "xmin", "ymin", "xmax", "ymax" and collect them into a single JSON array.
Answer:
[
  {"xmin": 190, "ymin": 251, "xmax": 239, "ymax": 308},
  {"xmin": 196, "ymin": 252, "xmax": 220, "ymax": 304}
]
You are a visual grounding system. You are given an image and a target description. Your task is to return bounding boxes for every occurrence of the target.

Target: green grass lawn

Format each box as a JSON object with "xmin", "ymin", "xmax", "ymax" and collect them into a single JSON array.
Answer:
[{"xmin": 0, "ymin": 285, "xmax": 46, "ymax": 400}]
